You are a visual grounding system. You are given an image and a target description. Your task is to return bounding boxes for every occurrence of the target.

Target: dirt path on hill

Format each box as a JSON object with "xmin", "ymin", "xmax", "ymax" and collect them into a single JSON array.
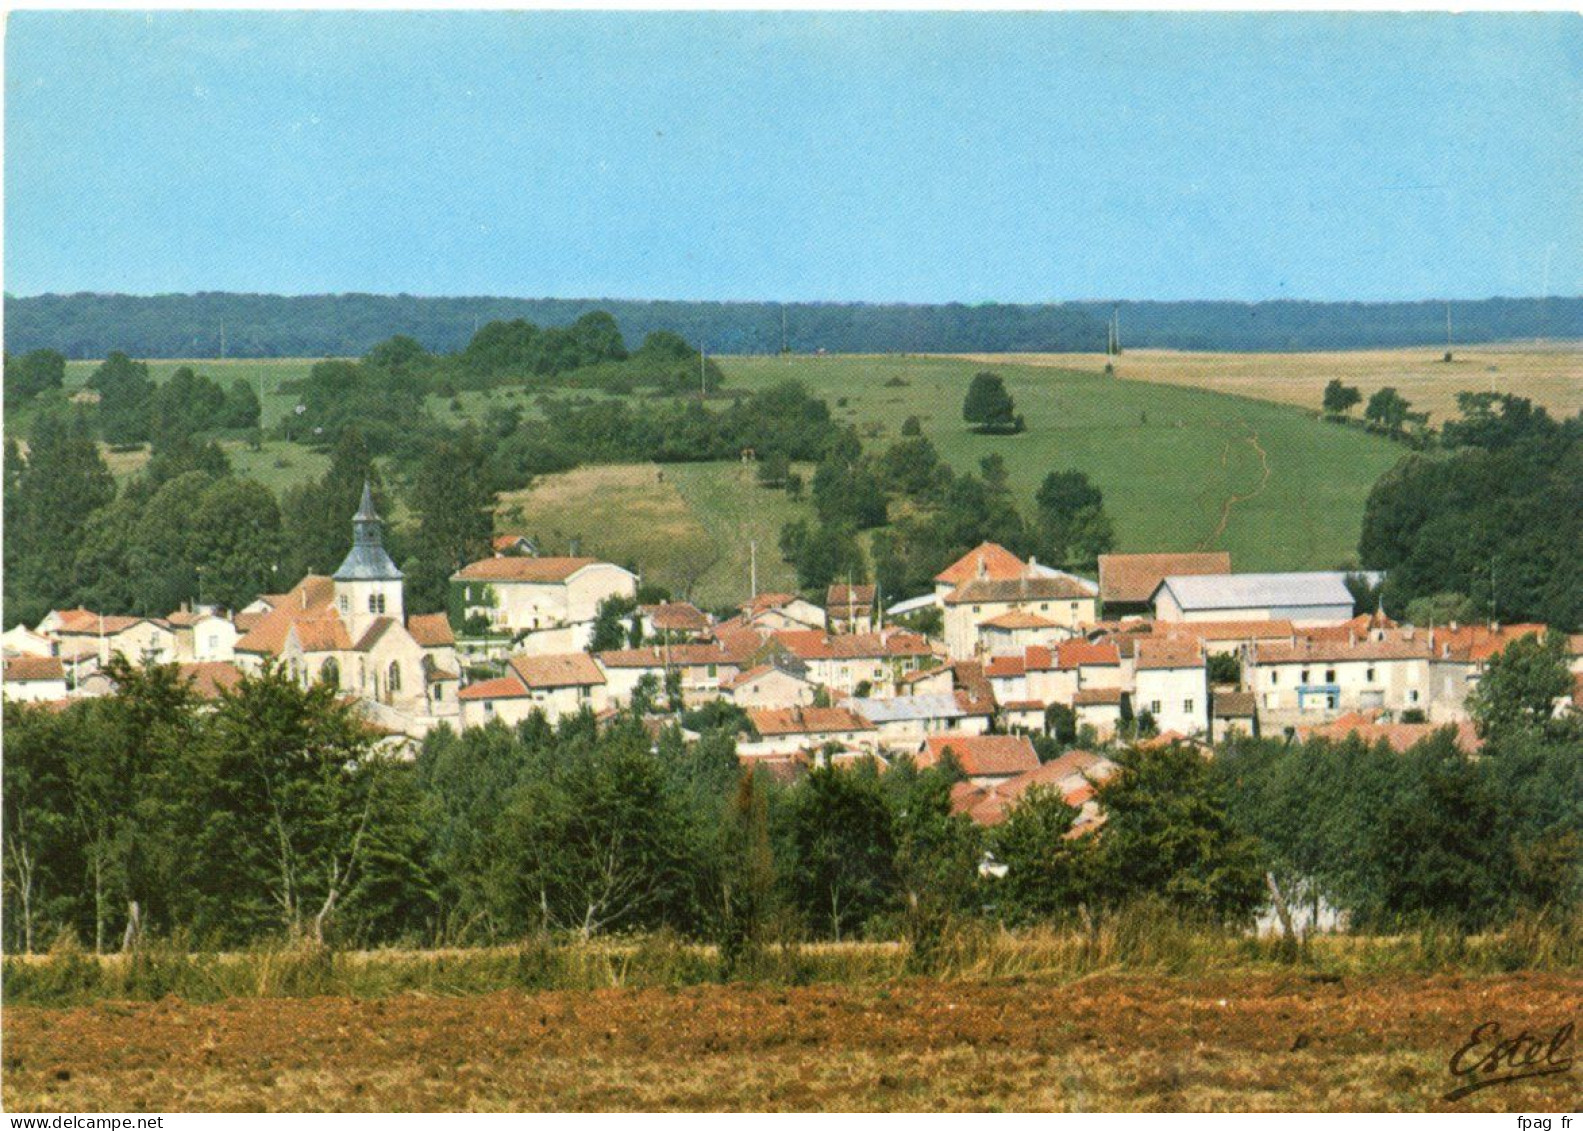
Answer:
[
  {"xmin": 6, "ymin": 972, "xmax": 1578, "ymax": 1111},
  {"xmin": 1197, "ymin": 419, "xmax": 1271, "ymax": 551}
]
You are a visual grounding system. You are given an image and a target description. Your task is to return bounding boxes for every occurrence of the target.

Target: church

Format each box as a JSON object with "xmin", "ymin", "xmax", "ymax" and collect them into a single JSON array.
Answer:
[{"xmin": 233, "ymin": 483, "xmax": 461, "ymax": 732}]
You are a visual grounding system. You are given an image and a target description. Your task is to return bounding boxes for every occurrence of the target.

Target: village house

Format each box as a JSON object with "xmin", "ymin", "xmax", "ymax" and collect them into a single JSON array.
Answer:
[
  {"xmin": 1097, "ymin": 551, "xmax": 1231, "ymax": 618},
  {"xmin": 943, "ymin": 574, "xmax": 1097, "ymax": 660},
  {"xmin": 2, "ymin": 624, "xmax": 56, "ymax": 658},
  {"xmin": 42, "ymin": 609, "xmax": 177, "ymax": 667},
  {"xmin": 1245, "ymin": 632, "xmax": 1433, "ymax": 726},
  {"xmin": 1422, "ymin": 623, "xmax": 1549, "ymax": 722},
  {"xmin": 2, "ymin": 656, "xmax": 68, "ymax": 703},
  {"xmin": 739, "ymin": 705, "xmax": 877, "ymax": 757},
  {"xmin": 457, "ymin": 652, "xmax": 607, "ymax": 729},
  {"xmin": 1151, "ymin": 572, "xmax": 1358, "ymax": 627},
  {"xmin": 492, "ymin": 532, "xmax": 538, "ymax": 557},
  {"xmin": 768, "ymin": 627, "xmax": 936, "ymax": 696},
  {"xmin": 718, "ymin": 660, "xmax": 817, "ymax": 709},
  {"xmin": 897, "ymin": 664, "xmax": 955, "ymax": 697},
  {"xmin": 915, "ymin": 733, "xmax": 1041, "ymax": 789},
  {"xmin": 975, "ymin": 610, "xmax": 1065, "ymax": 656},
  {"xmin": 637, "ymin": 600, "xmax": 712, "ymax": 641},
  {"xmin": 451, "ymin": 555, "xmax": 637, "ymax": 651},
  {"xmin": 952, "ymin": 749, "xmax": 1120, "ymax": 829},
  {"xmin": 1073, "ymin": 687, "xmax": 1127, "ymax": 740},
  {"xmin": 848, "ymin": 691, "xmax": 992, "ymax": 748},
  {"xmin": 1210, "ymin": 690, "xmax": 1259, "ymax": 740},
  {"xmin": 739, "ymin": 592, "xmax": 827, "ymax": 633},
  {"xmin": 825, "ymin": 584, "xmax": 877, "ymax": 634},
  {"xmin": 1294, "ymin": 710, "xmax": 1482, "ymax": 755},
  {"xmin": 165, "ymin": 606, "xmax": 239, "ymax": 663},
  {"xmin": 596, "ymin": 626, "xmax": 765, "ymax": 706},
  {"xmin": 1128, "ymin": 638, "xmax": 1210, "ymax": 736},
  {"xmin": 176, "ymin": 660, "xmax": 245, "ymax": 703},
  {"xmin": 232, "ymin": 485, "xmax": 461, "ymax": 734}
]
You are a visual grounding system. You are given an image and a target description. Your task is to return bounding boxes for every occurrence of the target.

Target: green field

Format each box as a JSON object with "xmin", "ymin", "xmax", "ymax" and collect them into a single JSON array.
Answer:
[
  {"xmin": 34, "ymin": 351, "xmax": 1409, "ymax": 579},
  {"xmin": 721, "ymin": 354, "xmax": 1405, "ymax": 572}
]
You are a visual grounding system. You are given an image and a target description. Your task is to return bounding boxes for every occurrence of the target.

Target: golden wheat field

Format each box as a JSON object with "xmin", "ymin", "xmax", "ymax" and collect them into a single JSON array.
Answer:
[
  {"xmin": 951, "ymin": 344, "xmax": 1583, "ymax": 425},
  {"xmin": 6, "ymin": 972, "xmax": 1579, "ymax": 1112}
]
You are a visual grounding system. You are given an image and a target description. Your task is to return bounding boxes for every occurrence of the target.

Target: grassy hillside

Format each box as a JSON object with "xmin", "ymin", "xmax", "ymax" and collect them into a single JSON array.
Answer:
[
  {"xmin": 721, "ymin": 354, "xmax": 1405, "ymax": 572},
  {"xmin": 29, "ymin": 351, "xmax": 1428, "ymax": 581},
  {"xmin": 493, "ymin": 461, "xmax": 814, "ymax": 608}
]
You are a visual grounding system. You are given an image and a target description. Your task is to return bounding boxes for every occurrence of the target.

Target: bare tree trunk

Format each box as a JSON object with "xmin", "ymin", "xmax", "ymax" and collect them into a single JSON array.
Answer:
[
  {"xmin": 1266, "ymin": 871, "xmax": 1296, "ymax": 954},
  {"xmin": 121, "ymin": 900, "xmax": 142, "ymax": 952},
  {"xmin": 5, "ymin": 838, "xmax": 36, "ymax": 954},
  {"xmin": 93, "ymin": 855, "xmax": 106, "ymax": 955}
]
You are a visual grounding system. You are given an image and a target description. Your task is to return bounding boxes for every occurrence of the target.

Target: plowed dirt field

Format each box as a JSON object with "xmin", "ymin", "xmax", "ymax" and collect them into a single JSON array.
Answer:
[{"xmin": 5, "ymin": 973, "xmax": 1578, "ymax": 1111}]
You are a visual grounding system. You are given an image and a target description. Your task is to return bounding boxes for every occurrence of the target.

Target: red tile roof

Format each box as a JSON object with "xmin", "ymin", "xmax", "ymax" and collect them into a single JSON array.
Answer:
[
  {"xmin": 935, "ymin": 542, "xmax": 1028, "ymax": 586},
  {"xmin": 1074, "ymin": 687, "xmax": 1126, "ymax": 706},
  {"xmin": 458, "ymin": 675, "xmax": 532, "ymax": 702},
  {"xmin": 407, "ymin": 612, "xmax": 456, "ymax": 647},
  {"xmin": 1134, "ymin": 639, "xmax": 1205, "ymax": 670},
  {"xmin": 772, "ymin": 628, "xmax": 933, "ymax": 661},
  {"xmin": 641, "ymin": 601, "xmax": 711, "ymax": 633},
  {"xmin": 452, "ymin": 556, "xmax": 604, "ymax": 583},
  {"xmin": 177, "ymin": 661, "xmax": 243, "ymax": 700},
  {"xmin": 292, "ymin": 613, "xmax": 354, "ymax": 654},
  {"xmin": 236, "ymin": 576, "xmax": 337, "ymax": 655},
  {"xmin": 4, "ymin": 656, "xmax": 65, "ymax": 682},
  {"xmin": 1056, "ymin": 639, "xmax": 1121, "ymax": 670},
  {"xmin": 748, "ymin": 706, "xmax": 875, "ymax": 738},
  {"xmin": 957, "ymin": 750, "xmax": 1119, "ymax": 826},
  {"xmin": 980, "ymin": 610, "xmax": 1059, "ymax": 630},
  {"xmin": 984, "ymin": 655, "xmax": 1025, "ymax": 679},
  {"xmin": 918, "ymin": 734, "xmax": 1040, "ymax": 778},
  {"xmin": 1296, "ymin": 712, "xmax": 1482, "ymax": 755},
  {"xmin": 508, "ymin": 652, "xmax": 605, "ymax": 688},
  {"xmin": 826, "ymin": 584, "xmax": 876, "ymax": 613},
  {"xmin": 1098, "ymin": 552, "xmax": 1231, "ymax": 605},
  {"xmin": 945, "ymin": 575, "xmax": 1094, "ymax": 605}
]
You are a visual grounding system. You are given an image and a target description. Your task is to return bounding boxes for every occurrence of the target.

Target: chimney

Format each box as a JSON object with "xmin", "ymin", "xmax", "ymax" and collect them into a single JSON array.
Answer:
[
  {"xmin": 977, "ymin": 555, "xmax": 988, "ymax": 580},
  {"xmin": 301, "ymin": 589, "xmax": 308, "ymax": 610}
]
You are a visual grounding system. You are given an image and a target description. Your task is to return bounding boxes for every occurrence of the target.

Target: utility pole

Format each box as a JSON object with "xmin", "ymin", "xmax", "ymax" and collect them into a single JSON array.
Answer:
[
  {"xmin": 781, "ymin": 305, "xmax": 789, "ymax": 356},
  {"xmin": 700, "ymin": 343, "xmax": 707, "ymax": 398},
  {"xmin": 219, "ymin": 319, "xmax": 227, "ymax": 359},
  {"xmin": 750, "ymin": 540, "xmax": 758, "ymax": 599}
]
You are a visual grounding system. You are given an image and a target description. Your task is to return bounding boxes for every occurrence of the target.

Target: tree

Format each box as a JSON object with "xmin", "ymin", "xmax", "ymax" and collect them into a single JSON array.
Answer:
[
  {"xmin": 717, "ymin": 772, "xmax": 777, "ymax": 975},
  {"xmin": 280, "ymin": 428, "xmax": 384, "ymax": 581},
  {"xmin": 1322, "ymin": 379, "xmax": 1362, "ymax": 417},
  {"xmin": 1091, "ymin": 745, "xmax": 1264, "ymax": 924},
  {"xmin": 1363, "ymin": 387, "xmax": 1412, "ymax": 435},
  {"xmin": 404, "ymin": 433, "xmax": 495, "ymax": 612},
  {"xmin": 197, "ymin": 661, "xmax": 394, "ymax": 942},
  {"xmin": 189, "ymin": 478, "xmax": 287, "ymax": 610},
  {"xmin": 756, "ymin": 451, "xmax": 790, "ymax": 488},
  {"xmin": 89, "ymin": 352, "xmax": 156, "ymax": 445},
  {"xmin": 6, "ymin": 408, "xmax": 117, "ymax": 625},
  {"xmin": 221, "ymin": 379, "xmax": 262, "ymax": 430},
  {"xmin": 962, "ymin": 371, "xmax": 1018, "ymax": 433},
  {"xmin": 1044, "ymin": 702, "xmax": 1079, "ymax": 746},
  {"xmin": 889, "ymin": 764, "xmax": 981, "ymax": 967},
  {"xmin": 590, "ymin": 595, "xmax": 638, "ymax": 652},
  {"xmin": 785, "ymin": 765, "xmax": 897, "ymax": 939},
  {"xmin": 1404, "ymin": 591, "xmax": 1480, "ymax": 627},
  {"xmin": 1468, "ymin": 632, "xmax": 1572, "ymax": 741},
  {"xmin": 1035, "ymin": 470, "xmax": 1115, "ymax": 568},
  {"xmin": 4, "ymin": 348, "xmax": 66, "ymax": 401},
  {"xmin": 901, "ymin": 415, "xmax": 923, "ymax": 437},
  {"xmin": 990, "ymin": 786, "xmax": 1096, "ymax": 924}
]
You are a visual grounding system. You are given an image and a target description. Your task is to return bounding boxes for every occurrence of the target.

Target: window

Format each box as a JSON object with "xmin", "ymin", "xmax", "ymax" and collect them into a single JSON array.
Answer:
[
  {"xmin": 973, "ymin": 605, "xmax": 981, "ymax": 614},
  {"xmin": 1301, "ymin": 669, "xmax": 1310, "ymax": 684},
  {"xmin": 484, "ymin": 700, "xmax": 494, "ymax": 715},
  {"xmin": 388, "ymin": 662, "xmax": 401, "ymax": 693},
  {"xmin": 207, "ymin": 635, "xmax": 218, "ymax": 652},
  {"xmin": 320, "ymin": 658, "xmax": 340, "ymax": 686},
  {"xmin": 1366, "ymin": 667, "xmax": 1376, "ymax": 683},
  {"xmin": 339, "ymin": 595, "xmax": 349, "ymax": 614},
  {"xmin": 1270, "ymin": 671, "xmax": 1279, "ymax": 685},
  {"xmin": 1070, "ymin": 602, "xmax": 1079, "ymax": 616},
  {"xmin": 1183, "ymin": 698, "xmax": 1194, "ymax": 714},
  {"xmin": 1039, "ymin": 603, "xmax": 1049, "ymax": 611},
  {"xmin": 1149, "ymin": 700, "xmax": 1161, "ymax": 715},
  {"xmin": 433, "ymin": 684, "xmax": 443, "ymax": 701},
  {"xmin": 1326, "ymin": 694, "xmax": 1337, "ymax": 710},
  {"xmin": 578, "ymin": 685, "xmax": 590, "ymax": 699},
  {"xmin": 1409, "ymin": 689, "xmax": 1420, "ymax": 704},
  {"xmin": 1325, "ymin": 669, "xmax": 1336, "ymax": 684},
  {"xmin": 707, "ymin": 664, "xmax": 718, "ymax": 678},
  {"xmin": 367, "ymin": 593, "xmax": 386, "ymax": 615}
]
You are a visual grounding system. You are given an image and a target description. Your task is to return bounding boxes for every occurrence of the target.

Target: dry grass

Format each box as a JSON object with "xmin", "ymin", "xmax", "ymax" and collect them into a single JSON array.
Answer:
[
  {"xmin": 494, "ymin": 463, "xmax": 716, "ymax": 587},
  {"xmin": 6, "ymin": 972, "xmax": 1577, "ymax": 1111},
  {"xmin": 950, "ymin": 344, "xmax": 1582, "ymax": 425}
]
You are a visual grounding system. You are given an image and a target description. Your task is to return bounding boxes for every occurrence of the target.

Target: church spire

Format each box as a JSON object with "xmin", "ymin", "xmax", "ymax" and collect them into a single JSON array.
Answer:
[{"xmin": 334, "ymin": 480, "xmax": 402, "ymax": 580}]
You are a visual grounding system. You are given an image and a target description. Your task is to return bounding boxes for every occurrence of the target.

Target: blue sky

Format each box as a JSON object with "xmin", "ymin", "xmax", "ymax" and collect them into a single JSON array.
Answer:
[{"xmin": 5, "ymin": 12, "xmax": 1579, "ymax": 302}]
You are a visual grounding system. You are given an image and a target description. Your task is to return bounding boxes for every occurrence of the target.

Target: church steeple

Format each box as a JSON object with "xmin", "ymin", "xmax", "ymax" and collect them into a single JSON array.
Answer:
[
  {"xmin": 334, "ymin": 481, "xmax": 402, "ymax": 582},
  {"xmin": 333, "ymin": 481, "xmax": 404, "ymax": 636}
]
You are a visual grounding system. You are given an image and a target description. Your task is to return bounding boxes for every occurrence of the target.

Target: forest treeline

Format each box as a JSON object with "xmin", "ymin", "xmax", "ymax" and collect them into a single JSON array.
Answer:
[
  {"xmin": 3, "ymin": 636, "xmax": 1578, "ymax": 956},
  {"xmin": 7, "ymin": 292, "xmax": 1580, "ymax": 359}
]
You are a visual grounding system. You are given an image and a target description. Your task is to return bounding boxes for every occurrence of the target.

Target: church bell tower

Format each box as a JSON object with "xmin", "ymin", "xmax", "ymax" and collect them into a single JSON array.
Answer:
[{"xmin": 332, "ymin": 481, "xmax": 404, "ymax": 639}]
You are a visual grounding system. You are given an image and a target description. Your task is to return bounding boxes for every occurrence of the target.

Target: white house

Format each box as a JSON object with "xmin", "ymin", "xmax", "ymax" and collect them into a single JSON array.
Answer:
[
  {"xmin": 719, "ymin": 662, "xmax": 817, "ymax": 709},
  {"xmin": 740, "ymin": 706, "xmax": 878, "ymax": 757},
  {"xmin": 1151, "ymin": 572, "xmax": 1357, "ymax": 627},
  {"xmin": 740, "ymin": 592, "xmax": 827, "ymax": 633},
  {"xmin": 770, "ymin": 628, "xmax": 936, "ymax": 696},
  {"xmin": 943, "ymin": 575, "xmax": 1097, "ymax": 660},
  {"xmin": 1130, "ymin": 638, "xmax": 1210, "ymax": 736},
  {"xmin": 451, "ymin": 555, "xmax": 637, "ymax": 646},
  {"xmin": 2, "ymin": 656, "xmax": 68, "ymax": 703},
  {"xmin": 166, "ymin": 608, "xmax": 238, "ymax": 663},
  {"xmin": 458, "ymin": 652, "xmax": 607, "ymax": 729}
]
